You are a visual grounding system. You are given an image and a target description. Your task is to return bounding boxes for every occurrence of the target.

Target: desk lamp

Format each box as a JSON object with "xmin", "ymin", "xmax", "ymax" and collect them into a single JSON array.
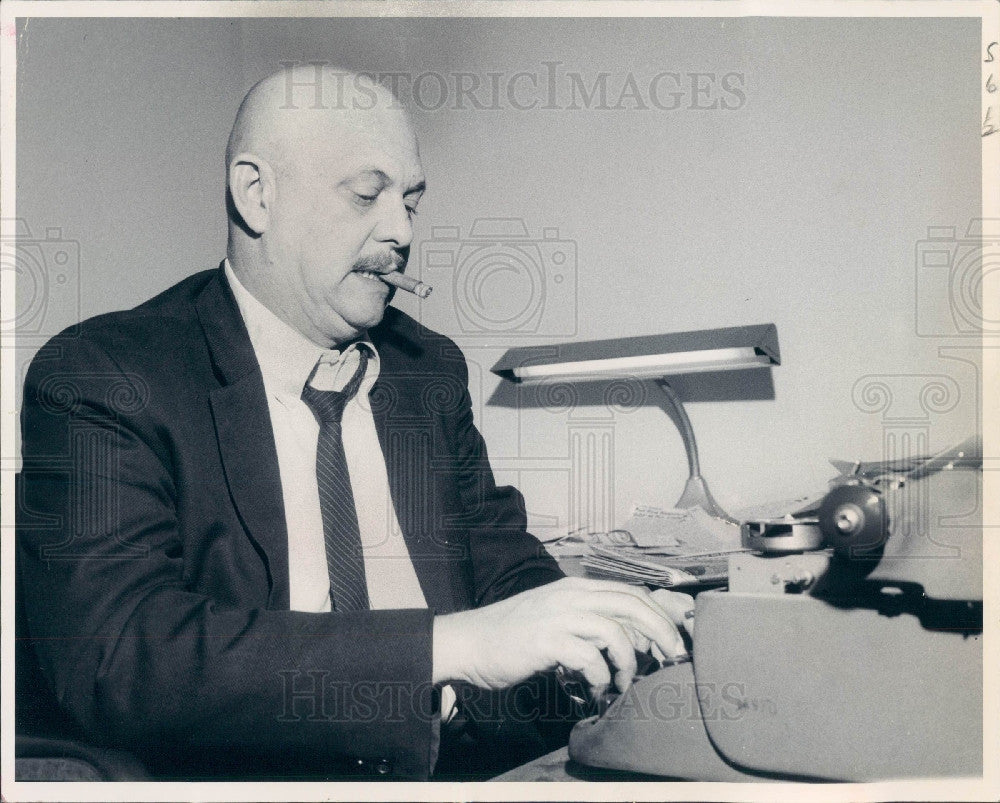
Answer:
[{"xmin": 490, "ymin": 324, "xmax": 780, "ymax": 524}]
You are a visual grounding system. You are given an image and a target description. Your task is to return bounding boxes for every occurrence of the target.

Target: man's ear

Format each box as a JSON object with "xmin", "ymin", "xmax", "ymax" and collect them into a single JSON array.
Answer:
[{"xmin": 228, "ymin": 153, "xmax": 274, "ymax": 235}]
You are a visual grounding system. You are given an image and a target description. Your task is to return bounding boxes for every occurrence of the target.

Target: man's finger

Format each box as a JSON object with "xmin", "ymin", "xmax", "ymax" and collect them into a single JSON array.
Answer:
[
  {"xmin": 559, "ymin": 576, "xmax": 658, "ymax": 601},
  {"xmin": 590, "ymin": 616, "xmax": 638, "ymax": 685},
  {"xmin": 630, "ymin": 630, "xmax": 651, "ymax": 655},
  {"xmin": 650, "ymin": 589, "xmax": 696, "ymax": 629},
  {"xmin": 565, "ymin": 589, "xmax": 686, "ymax": 657},
  {"xmin": 556, "ymin": 637, "xmax": 611, "ymax": 693},
  {"xmin": 562, "ymin": 612, "xmax": 638, "ymax": 692},
  {"xmin": 557, "ymin": 578, "xmax": 686, "ymax": 642}
]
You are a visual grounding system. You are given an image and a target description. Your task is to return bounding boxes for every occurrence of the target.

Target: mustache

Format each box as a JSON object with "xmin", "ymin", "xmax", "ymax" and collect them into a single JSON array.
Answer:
[{"xmin": 352, "ymin": 251, "xmax": 407, "ymax": 274}]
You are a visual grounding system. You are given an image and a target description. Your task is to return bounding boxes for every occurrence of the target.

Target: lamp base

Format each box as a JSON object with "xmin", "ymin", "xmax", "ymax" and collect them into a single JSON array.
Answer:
[{"xmin": 675, "ymin": 475, "xmax": 739, "ymax": 525}]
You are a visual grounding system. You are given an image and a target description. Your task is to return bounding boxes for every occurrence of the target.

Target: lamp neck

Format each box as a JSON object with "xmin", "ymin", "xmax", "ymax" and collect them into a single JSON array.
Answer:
[{"xmin": 654, "ymin": 378, "xmax": 701, "ymax": 478}]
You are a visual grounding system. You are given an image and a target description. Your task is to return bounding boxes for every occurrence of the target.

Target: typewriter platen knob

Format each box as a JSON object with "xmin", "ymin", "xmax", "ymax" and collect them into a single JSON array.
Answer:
[{"xmin": 818, "ymin": 483, "xmax": 889, "ymax": 556}]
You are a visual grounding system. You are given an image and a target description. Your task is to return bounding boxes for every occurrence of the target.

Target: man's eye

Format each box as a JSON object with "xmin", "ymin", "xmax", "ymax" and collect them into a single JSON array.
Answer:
[
  {"xmin": 353, "ymin": 192, "xmax": 379, "ymax": 206},
  {"xmin": 406, "ymin": 204, "xmax": 419, "ymax": 218}
]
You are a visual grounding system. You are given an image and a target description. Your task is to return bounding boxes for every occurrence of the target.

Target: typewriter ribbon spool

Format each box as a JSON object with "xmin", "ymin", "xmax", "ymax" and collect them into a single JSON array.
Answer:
[
  {"xmin": 741, "ymin": 518, "xmax": 823, "ymax": 553},
  {"xmin": 817, "ymin": 483, "xmax": 889, "ymax": 555},
  {"xmin": 742, "ymin": 484, "xmax": 890, "ymax": 556}
]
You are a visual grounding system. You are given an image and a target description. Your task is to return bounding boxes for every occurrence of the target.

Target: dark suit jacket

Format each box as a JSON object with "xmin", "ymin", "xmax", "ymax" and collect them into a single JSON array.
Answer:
[{"xmin": 17, "ymin": 266, "xmax": 564, "ymax": 780}]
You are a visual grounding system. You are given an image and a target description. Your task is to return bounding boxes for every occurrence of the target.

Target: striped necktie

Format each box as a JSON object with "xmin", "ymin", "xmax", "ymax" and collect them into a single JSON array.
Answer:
[{"xmin": 301, "ymin": 348, "xmax": 371, "ymax": 612}]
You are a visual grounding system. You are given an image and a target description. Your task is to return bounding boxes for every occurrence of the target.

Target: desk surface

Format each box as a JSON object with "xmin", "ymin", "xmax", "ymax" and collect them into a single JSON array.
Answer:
[
  {"xmin": 492, "ymin": 747, "xmax": 572, "ymax": 781},
  {"xmin": 493, "ymin": 747, "xmax": 668, "ymax": 782}
]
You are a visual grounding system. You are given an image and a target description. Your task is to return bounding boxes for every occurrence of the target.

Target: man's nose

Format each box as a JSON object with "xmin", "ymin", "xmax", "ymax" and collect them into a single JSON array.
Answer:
[{"xmin": 373, "ymin": 197, "xmax": 413, "ymax": 249}]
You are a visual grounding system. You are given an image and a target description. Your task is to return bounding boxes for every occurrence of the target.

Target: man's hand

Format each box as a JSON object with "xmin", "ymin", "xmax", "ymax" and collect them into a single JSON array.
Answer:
[{"xmin": 432, "ymin": 577, "xmax": 687, "ymax": 696}]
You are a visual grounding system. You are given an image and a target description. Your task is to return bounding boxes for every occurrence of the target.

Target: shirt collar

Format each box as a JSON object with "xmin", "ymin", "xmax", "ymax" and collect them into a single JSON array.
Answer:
[{"xmin": 224, "ymin": 259, "xmax": 379, "ymax": 398}]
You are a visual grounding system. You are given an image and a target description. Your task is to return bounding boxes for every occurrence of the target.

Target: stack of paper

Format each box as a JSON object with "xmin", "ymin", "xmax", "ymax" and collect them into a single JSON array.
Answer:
[
  {"xmin": 622, "ymin": 505, "xmax": 742, "ymax": 551},
  {"xmin": 542, "ymin": 503, "xmax": 746, "ymax": 586},
  {"xmin": 581, "ymin": 546, "xmax": 740, "ymax": 588}
]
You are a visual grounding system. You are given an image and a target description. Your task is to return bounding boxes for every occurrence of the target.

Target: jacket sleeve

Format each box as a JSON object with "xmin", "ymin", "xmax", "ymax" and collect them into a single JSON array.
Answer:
[
  {"xmin": 437, "ymin": 345, "xmax": 565, "ymax": 608},
  {"xmin": 18, "ymin": 335, "xmax": 437, "ymax": 779}
]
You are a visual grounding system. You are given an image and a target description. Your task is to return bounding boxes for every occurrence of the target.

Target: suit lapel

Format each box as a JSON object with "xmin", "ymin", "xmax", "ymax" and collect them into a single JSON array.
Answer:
[
  {"xmin": 195, "ymin": 267, "xmax": 291, "ymax": 609},
  {"xmin": 194, "ymin": 275, "xmax": 461, "ymax": 614},
  {"xmin": 368, "ymin": 323, "xmax": 463, "ymax": 613}
]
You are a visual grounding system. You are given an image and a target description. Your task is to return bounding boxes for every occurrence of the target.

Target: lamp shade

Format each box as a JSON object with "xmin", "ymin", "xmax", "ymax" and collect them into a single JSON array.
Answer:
[{"xmin": 490, "ymin": 324, "xmax": 780, "ymax": 382}]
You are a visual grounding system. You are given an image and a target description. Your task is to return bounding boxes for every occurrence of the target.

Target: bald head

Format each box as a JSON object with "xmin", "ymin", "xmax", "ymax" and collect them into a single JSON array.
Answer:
[
  {"xmin": 224, "ymin": 64, "xmax": 425, "ymax": 347},
  {"xmin": 226, "ymin": 66, "xmax": 413, "ymax": 185}
]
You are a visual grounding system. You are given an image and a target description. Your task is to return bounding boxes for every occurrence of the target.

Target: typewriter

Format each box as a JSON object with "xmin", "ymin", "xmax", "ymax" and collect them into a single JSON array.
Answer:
[{"xmin": 568, "ymin": 436, "xmax": 983, "ymax": 781}]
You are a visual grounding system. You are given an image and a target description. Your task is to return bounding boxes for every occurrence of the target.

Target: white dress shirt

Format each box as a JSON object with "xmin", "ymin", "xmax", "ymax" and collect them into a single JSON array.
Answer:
[{"xmin": 224, "ymin": 261, "xmax": 428, "ymax": 613}]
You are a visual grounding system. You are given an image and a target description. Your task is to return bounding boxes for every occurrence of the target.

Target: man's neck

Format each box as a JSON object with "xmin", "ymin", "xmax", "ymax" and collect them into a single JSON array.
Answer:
[{"xmin": 225, "ymin": 250, "xmax": 361, "ymax": 349}]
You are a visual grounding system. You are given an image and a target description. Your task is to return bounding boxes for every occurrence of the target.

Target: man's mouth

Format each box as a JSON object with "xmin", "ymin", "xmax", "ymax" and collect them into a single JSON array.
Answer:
[
  {"xmin": 353, "ymin": 269, "xmax": 390, "ymax": 282},
  {"xmin": 352, "ymin": 253, "xmax": 404, "ymax": 278}
]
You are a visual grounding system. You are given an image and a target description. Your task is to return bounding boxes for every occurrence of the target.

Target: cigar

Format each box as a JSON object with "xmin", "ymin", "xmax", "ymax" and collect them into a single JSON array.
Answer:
[{"xmin": 379, "ymin": 271, "xmax": 432, "ymax": 299}]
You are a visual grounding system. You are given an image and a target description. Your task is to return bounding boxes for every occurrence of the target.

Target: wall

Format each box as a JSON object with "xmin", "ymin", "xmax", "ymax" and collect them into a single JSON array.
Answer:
[{"xmin": 13, "ymin": 16, "xmax": 982, "ymax": 537}]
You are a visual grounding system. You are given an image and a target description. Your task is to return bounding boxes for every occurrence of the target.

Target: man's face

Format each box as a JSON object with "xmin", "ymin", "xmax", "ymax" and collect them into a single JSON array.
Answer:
[{"xmin": 265, "ymin": 109, "xmax": 425, "ymax": 345}]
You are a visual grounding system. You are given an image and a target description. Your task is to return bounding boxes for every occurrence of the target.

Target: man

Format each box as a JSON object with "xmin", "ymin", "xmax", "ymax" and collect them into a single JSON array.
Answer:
[{"xmin": 17, "ymin": 66, "xmax": 691, "ymax": 780}]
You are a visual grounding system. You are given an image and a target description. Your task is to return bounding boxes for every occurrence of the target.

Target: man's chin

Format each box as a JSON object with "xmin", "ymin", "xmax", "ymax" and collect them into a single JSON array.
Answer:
[
  {"xmin": 343, "ymin": 303, "xmax": 389, "ymax": 334},
  {"xmin": 321, "ymin": 291, "xmax": 391, "ymax": 343}
]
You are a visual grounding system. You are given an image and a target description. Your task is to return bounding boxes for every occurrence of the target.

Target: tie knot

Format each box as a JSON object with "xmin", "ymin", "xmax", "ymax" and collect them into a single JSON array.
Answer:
[{"xmin": 301, "ymin": 348, "xmax": 369, "ymax": 424}]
